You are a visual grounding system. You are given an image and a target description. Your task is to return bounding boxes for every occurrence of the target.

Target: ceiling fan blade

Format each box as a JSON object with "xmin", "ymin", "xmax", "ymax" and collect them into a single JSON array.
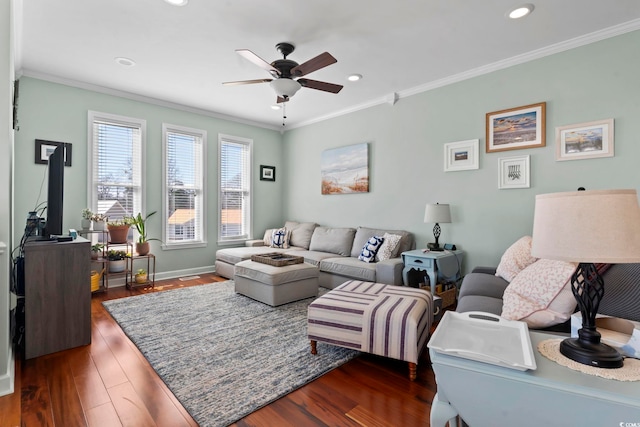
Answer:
[
  {"xmin": 277, "ymin": 96, "xmax": 290, "ymax": 103},
  {"xmin": 222, "ymin": 78, "xmax": 272, "ymax": 86},
  {"xmin": 291, "ymin": 52, "xmax": 337, "ymax": 77},
  {"xmin": 298, "ymin": 78, "xmax": 343, "ymax": 94},
  {"xmin": 236, "ymin": 49, "xmax": 280, "ymax": 75}
]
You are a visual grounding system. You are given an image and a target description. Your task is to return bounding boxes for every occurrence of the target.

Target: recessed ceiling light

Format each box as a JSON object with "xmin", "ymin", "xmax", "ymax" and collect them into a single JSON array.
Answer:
[
  {"xmin": 114, "ymin": 57, "xmax": 136, "ymax": 67},
  {"xmin": 347, "ymin": 74, "xmax": 362, "ymax": 82},
  {"xmin": 507, "ymin": 3, "xmax": 534, "ymax": 19},
  {"xmin": 271, "ymin": 105, "xmax": 281, "ymax": 110},
  {"xmin": 163, "ymin": 0, "xmax": 188, "ymax": 6}
]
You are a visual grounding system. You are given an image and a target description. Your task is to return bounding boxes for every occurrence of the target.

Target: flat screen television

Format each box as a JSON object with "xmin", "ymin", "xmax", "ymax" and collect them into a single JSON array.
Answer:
[{"xmin": 44, "ymin": 145, "xmax": 64, "ymax": 238}]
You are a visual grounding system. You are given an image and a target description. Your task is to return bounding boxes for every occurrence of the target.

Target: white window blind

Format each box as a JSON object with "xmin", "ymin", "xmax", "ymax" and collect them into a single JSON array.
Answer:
[
  {"xmin": 218, "ymin": 134, "xmax": 252, "ymax": 242},
  {"xmin": 163, "ymin": 124, "xmax": 206, "ymax": 248},
  {"xmin": 88, "ymin": 111, "xmax": 145, "ymax": 223}
]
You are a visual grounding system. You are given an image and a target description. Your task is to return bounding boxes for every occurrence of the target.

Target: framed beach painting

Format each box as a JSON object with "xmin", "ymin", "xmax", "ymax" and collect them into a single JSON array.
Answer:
[
  {"xmin": 321, "ymin": 143, "xmax": 369, "ymax": 195},
  {"xmin": 444, "ymin": 139, "xmax": 479, "ymax": 172},
  {"xmin": 555, "ymin": 119, "xmax": 614, "ymax": 161},
  {"xmin": 486, "ymin": 102, "xmax": 546, "ymax": 153}
]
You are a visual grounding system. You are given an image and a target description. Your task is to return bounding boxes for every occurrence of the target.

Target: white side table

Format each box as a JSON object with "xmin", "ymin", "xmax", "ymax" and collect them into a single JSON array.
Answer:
[{"xmin": 430, "ymin": 331, "xmax": 640, "ymax": 426}]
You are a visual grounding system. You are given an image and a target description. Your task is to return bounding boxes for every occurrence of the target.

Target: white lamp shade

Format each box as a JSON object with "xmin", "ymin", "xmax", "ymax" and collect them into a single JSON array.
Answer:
[
  {"xmin": 424, "ymin": 203, "xmax": 451, "ymax": 223},
  {"xmin": 270, "ymin": 78, "xmax": 301, "ymax": 98},
  {"xmin": 531, "ymin": 189, "xmax": 640, "ymax": 263}
]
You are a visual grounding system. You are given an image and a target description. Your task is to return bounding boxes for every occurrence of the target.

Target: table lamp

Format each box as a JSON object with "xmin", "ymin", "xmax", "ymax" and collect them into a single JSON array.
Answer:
[
  {"xmin": 531, "ymin": 189, "xmax": 640, "ymax": 368},
  {"xmin": 424, "ymin": 203, "xmax": 451, "ymax": 251}
]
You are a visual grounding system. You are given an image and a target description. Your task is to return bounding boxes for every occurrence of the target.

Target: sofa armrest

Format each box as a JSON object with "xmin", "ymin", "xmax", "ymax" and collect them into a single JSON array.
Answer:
[
  {"xmin": 245, "ymin": 239, "xmax": 266, "ymax": 247},
  {"xmin": 376, "ymin": 258, "xmax": 404, "ymax": 286},
  {"xmin": 472, "ymin": 266, "xmax": 497, "ymax": 275}
]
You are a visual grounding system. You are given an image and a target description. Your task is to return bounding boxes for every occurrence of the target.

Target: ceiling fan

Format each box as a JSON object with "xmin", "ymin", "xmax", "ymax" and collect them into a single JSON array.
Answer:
[{"xmin": 223, "ymin": 42, "xmax": 343, "ymax": 103}]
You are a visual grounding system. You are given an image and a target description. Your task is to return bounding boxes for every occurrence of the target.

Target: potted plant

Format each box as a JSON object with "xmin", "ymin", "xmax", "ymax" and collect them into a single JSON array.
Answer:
[
  {"xmin": 135, "ymin": 268, "xmax": 148, "ymax": 284},
  {"xmin": 107, "ymin": 217, "xmax": 133, "ymax": 243},
  {"xmin": 107, "ymin": 249, "xmax": 128, "ymax": 273},
  {"xmin": 81, "ymin": 208, "xmax": 93, "ymax": 230},
  {"xmin": 130, "ymin": 211, "xmax": 158, "ymax": 255},
  {"xmin": 90, "ymin": 243, "xmax": 104, "ymax": 260},
  {"xmin": 92, "ymin": 213, "xmax": 108, "ymax": 231}
]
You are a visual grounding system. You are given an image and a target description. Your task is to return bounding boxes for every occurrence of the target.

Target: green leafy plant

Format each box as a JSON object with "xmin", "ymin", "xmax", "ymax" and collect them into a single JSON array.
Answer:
[
  {"xmin": 82, "ymin": 208, "xmax": 93, "ymax": 220},
  {"xmin": 106, "ymin": 249, "xmax": 128, "ymax": 261},
  {"xmin": 91, "ymin": 243, "xmax": 104, "ymax": 252},
  {"xmin": 130, "ymin": 211, "xmax": 158, "ymax": 244},
  {"xmin": 107, "ymin": 217, "xmax": 134, "ymax": 226},
  {"xmin": 136, "ymin": 268, "xmax": 147, "ymax": 275},
  {"xmin": 92, "ymin": 213, "xmax": 107, "ymax": 222}
]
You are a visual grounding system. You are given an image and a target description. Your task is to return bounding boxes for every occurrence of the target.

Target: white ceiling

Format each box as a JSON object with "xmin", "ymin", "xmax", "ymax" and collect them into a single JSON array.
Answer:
[{"xmin": 15, "ymin": 0, "xmax": 640, "ymax": 130}]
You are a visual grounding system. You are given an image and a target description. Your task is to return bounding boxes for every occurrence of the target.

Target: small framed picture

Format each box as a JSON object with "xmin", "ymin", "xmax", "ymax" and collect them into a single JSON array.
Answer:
[
  {"xmin": 486, "ymin": 102, "xmax": 546, "ymax": 153},
  {"xmin": 555, "ymin": 119, "xmax": 614, "ymax": 161},
  {"xmin": 35, "ymin": 139, "xmax": 72, "ymax": 166},
  {"xmin": 498, "ymin": 155, "xmax": 530, "ymax": 189},
  {"xmin": 260, "ymin": 165, "xmax": 276, "ymax": 181},
  {"xmin": 444, "ymin": 139, "xmax": 479, "ymax": 172}
]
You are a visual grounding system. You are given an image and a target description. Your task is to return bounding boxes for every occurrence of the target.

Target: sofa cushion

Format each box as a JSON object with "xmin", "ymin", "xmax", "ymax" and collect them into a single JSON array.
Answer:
[
  {"xmin": 319, "ymin": 257, "xmax": 377, "ymax": 282},
  {"xmin": 376, "ymin": 233, "xmax": 403, "ymax": 261},
  {"xmin": 286, "ymin": 250, "xmax": 341, "ymax": 267},
  {"xmin": 495, "ymin": 236, "xmax": 538, "ymax": 282},
  {"xmin": 501, "ymin": 259, "xmax": 577, "ymax": 328},
  {"xmin": 350, "ymin": 226, "xmax": 413, "ymax": 258},
  {"xmin": 234, "ymin": 259, "xmax": 319, "ymax": 286},
  {"xmin": 215, "ymin": 246, "xmax": 291, "ymax": 265},
  {"xmin": 309, "ymin": 227, "xmax": 356, "ymax": 256},
  {"xmin": 262, "ymin": 228, "xmax": 276, "ymax": 246},
  {"xmin": 285, "ymin": 221, "xmax": 317, "ymax": 249},
  {"xmin": 456, "ymin": 295, "xmax": 504, "ymax": 316},
  {"xmin": 358, "ymin": 236, "xmax": 384, "ymax": 263}
]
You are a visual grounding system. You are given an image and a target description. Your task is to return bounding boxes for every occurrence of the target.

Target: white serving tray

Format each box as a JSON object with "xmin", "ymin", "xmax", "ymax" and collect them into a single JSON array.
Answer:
[{"xmin": 428, "ymin": 311, "xmax": 537, "ymax": 371}]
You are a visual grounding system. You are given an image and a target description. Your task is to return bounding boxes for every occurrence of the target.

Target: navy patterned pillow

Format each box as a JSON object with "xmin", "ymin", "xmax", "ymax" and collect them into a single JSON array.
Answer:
[
  {"xmin": 270, "ymin": 227, "xmax": 291, "ymax": 249},
  {"xmin": 358, "ymin": 236, "xmax": 385, "ymax": 263}
]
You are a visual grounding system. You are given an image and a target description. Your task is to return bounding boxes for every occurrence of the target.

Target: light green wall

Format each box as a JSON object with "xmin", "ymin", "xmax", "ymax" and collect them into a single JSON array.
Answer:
[
  {"xmin": 14, "ymin": 77, "xmax": 284, "ymax": 276},
  {"xmin": 282, "ymin": 30, "xmax": 640, "ymax": 272}
]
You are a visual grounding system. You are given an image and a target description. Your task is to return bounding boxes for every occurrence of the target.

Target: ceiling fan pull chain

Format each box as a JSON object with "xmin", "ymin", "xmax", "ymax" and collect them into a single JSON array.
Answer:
[{"xmin": 282, "ymin": 103, "xmax": 287, "ymax": 127}]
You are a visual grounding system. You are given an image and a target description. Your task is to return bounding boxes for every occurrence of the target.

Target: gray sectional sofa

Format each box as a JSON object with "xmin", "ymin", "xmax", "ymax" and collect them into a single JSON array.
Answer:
[{"xmin": 214, "ymin": 221, "xmax": 415, "ymax": 288}]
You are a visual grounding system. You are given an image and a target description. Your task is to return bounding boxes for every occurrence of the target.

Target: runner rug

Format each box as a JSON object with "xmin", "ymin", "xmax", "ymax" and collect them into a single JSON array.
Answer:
[{"xmin": 103, "ymin": 281, "xmax": 359, "ymax": 427}]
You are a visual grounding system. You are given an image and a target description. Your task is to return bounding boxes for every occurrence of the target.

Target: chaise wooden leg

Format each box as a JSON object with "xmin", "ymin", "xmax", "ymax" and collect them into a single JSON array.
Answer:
[
  {"xmin": 310, "ymin": 340, "xmax": 317, "ymax": 355},
  {"xmin": 408, "ymin": 362, "xmax": 417, "ymax": 381}
]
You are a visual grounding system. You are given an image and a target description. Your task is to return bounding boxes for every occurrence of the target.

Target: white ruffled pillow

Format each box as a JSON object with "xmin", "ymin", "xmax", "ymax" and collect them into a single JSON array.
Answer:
[
  {"xmin": 501, "ymin": 259, "xmax": 578, "ymax": 328},
  {"xmin": 376, "ymin": 233, "xmax": 402, "ymax": 261},
  {"xmin": 495, "ymin": 236, "xmax": 538, "ymax": 282}
]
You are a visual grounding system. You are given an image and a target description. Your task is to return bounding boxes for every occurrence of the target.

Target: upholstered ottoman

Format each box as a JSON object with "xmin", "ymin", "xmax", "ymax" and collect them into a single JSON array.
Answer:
[
  {"xmin": 234, "ymin": 260, "xmax": 319, "ymax": 306},
  {"xmin": 307, "ymin": 280, "xmax": 433, "ymax": 380}
]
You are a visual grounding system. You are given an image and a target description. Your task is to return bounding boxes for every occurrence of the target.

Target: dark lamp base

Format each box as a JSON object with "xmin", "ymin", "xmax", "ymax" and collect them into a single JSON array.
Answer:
[{"xmin": 560, "ymin": 337, "xmax": 623, "ymax": 369}]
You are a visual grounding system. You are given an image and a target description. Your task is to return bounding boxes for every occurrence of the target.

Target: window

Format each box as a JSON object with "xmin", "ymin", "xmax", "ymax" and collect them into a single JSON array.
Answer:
[
  {"xmin": 163, "ymin": 124, "xmax": 206, "ymax": 248},
  {"xmin": 88, "ymin": 111, "xmax": 145, "ymax": 228},
  {"xmin": 218, "ymin": 134, "xmax": 252, "ymax": 242}
]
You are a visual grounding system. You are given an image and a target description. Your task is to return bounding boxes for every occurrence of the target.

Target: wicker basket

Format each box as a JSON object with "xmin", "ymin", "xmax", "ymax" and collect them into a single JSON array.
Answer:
[
  {"xmin": 436, "ymin": 287, "xmax": 457, "ymax": 308},
  {"xmin": 250, "ymin": 252, "xmax": 304, "ymax": 267}
]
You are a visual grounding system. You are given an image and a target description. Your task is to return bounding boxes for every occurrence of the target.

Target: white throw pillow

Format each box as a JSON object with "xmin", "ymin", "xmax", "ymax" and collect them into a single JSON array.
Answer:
[
  {"xmin": 270, "ymin": 227, "xmax": 291, "ymax": 249},
  {"xmin": 376, "ymin": 233, "xmax": 402, "ymax": 261},
  {"xmin": 358, "ymin": 236, "xmax": 385, "ymax": 263},
  {"xmin": 501, "ymin": 259, "xmax": 578, "ymax": 328},
  {"xmin": 495, "ymin": 236, "xmax": 538, "ymax": 282},
  {"xmin": 262, "ymin": 229, "xmax": 276, "ymax": 246}
]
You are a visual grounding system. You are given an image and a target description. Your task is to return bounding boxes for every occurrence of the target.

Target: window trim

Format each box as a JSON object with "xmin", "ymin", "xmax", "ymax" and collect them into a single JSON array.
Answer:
[
  {"xmin": 218, "ymin": 133, "xmax": 253, "ymax": 244},
  {"xmin": 161, "ymin": 123, "xmax": 207, "ymax": 250},
  {"xmin": 87, "ymin": 110, "xmax": 146, "ymax": 222}
]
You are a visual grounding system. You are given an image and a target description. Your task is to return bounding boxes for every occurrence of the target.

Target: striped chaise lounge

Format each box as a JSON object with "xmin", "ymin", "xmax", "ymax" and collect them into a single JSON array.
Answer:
[{"xmin": 308, "ymin": 280, "xmax": 433, "ymax": 380}]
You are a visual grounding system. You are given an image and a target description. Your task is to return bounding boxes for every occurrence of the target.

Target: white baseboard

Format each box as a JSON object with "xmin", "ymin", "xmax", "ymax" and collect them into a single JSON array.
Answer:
[
  {"xmin": 106, "ymin": 265, "xmax": 217, "ymax": 288},
  {"xmin": 0, "ymin": 347, "xmax": 15, "ymax": 397}
]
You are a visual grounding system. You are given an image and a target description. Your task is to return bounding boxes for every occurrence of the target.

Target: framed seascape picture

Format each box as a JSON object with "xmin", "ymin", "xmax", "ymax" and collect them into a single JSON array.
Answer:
[
  {"xmin": 486, "ymin": 102, "xmax": 546, "ymax": 153},
  {"xmin": 321, "ymin": 143, "xmax": 369, "ymax": 195},
  {"xmin": 260, "ymin": 165, "xmax": 276, "ymax": 181},
  {"xmin": 444, "ymin": 139, "xmax": 479, "ymax": 172},
  {"xmin": 555, "ymin": 119, "xmax": 614, "ymax": 161},
  {"xmin": 34, "ymin": 139, "xmax": 72, "ymax": 166},
  {"xmin": 498, "ymin": 155, "xmax": 530, "ymax": 189}
]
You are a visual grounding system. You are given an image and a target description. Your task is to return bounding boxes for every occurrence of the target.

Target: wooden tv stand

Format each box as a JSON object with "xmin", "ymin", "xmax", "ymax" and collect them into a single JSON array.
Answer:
[{"xmin": 24, "ymin": 237, "xmax": 91, "ymax": 359}]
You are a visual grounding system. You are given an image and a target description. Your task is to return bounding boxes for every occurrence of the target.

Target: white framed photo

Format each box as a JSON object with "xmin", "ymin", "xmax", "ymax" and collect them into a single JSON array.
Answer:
[
  {"xmin": 498, "ymin": 155, "xmax": 530, "ymax": 189},
  {"xmin": 444, "ymin": 139, "xmax": 479, "ymax": 172},
  {"xmin": 555, "ymin": 119, "xmax": 614, "ymax": 161}
]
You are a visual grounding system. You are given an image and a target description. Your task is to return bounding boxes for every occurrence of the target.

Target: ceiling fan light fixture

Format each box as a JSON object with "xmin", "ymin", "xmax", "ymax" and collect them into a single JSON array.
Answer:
[
  {"xmin": 270, "ymin": 78, "xmax": 301, "ymax": 98},
  {"xmin": 163, "ymin": 0, "xmax": 188, "ymax": 6},
  {"xmin": 347, "ymin": 74, "xmax": 362, "ymax": 82},
  {"xmin": 507, "ymin": 3, "xmax": 534, "ymax": 19},
  {"xmin": 114, "ymin": 57, "xmax": 136, "ymax": 67}
]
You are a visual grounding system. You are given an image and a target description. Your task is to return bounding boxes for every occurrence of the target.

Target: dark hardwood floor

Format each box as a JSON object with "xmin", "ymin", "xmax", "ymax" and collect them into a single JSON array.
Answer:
[{"xmin": 0, "ymin": 274, "xmax": 438, "ymax": 427}]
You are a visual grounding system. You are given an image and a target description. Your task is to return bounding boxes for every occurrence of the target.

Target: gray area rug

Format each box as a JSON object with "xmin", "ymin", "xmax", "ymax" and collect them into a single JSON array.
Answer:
[{"xmin": 102, "ymin": 281, "xmax": 359, "ymax": 426}]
